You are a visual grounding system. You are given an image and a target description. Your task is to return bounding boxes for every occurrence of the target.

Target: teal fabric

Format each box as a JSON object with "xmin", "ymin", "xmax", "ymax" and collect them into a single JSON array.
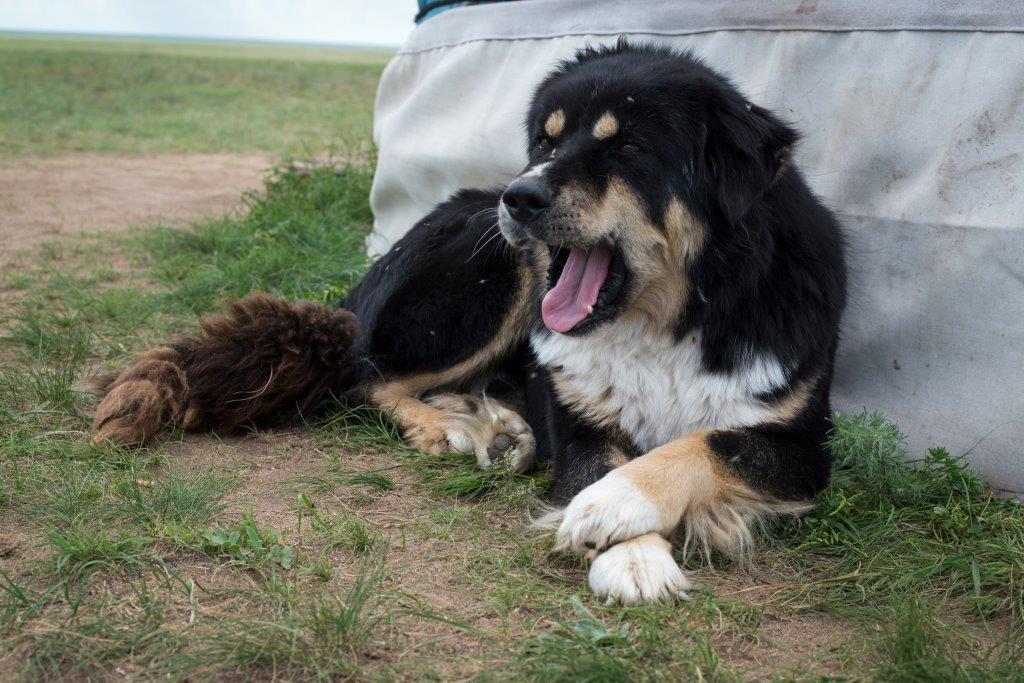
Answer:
[{"xmin": 417, "ymin": 2, "xmax": 471, "ymax": 23}]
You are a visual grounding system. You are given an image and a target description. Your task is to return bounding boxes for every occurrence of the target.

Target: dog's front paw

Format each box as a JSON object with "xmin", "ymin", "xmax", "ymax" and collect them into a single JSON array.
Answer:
[
  {"xmin": 589, "ymin": 533, "xmax": 692, "ymax": 605},
  {"xmin": 555, "ymin": 469, "xmax": 666, "ymax": 552}
]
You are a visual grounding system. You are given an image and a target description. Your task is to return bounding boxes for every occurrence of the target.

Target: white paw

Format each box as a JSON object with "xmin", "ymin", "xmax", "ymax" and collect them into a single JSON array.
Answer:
[
  {"xmin": 555, "ymin": 469, "xmax": 665, "ymax": 552},
  {"xmin": 589, "ymin": 534, "xmax": 692, "ymax": 605}
]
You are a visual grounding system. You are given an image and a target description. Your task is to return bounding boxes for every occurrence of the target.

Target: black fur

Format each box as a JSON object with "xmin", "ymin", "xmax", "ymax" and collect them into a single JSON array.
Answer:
[{"xmin": 342, "ymin": 188, "xmax": 517, "ymax": 381}]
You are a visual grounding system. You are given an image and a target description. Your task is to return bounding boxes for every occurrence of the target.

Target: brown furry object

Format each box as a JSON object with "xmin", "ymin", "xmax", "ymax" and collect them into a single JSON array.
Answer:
[
  {"xmin": 92, "ymin": 347, "xmax": 188, "ymax": 445},
  {"xmin": 92, "ymin": 293, "xmax": 359, "ymax": 446}
]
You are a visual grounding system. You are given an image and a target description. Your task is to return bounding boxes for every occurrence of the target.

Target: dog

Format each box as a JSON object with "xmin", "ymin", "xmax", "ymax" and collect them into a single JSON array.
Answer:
[{"xmin": 92, "ymin": 42, "xmax": 847, "ymax": 604}]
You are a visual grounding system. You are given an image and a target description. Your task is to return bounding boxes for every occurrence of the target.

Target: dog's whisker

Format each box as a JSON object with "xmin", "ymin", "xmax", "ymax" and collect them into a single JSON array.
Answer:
[
  {"xmin": 467, "ymin": 223, "xmax": 505, "ymax": 262},
  {"xmin": 466, "ymin": 206, "xmax": 499, "ymax": 225},
  {"xmin": 467, "ymin": 223, "xmax": 500, "ymax": 262},
  {"xmin": 470, "ymin": 222, "xmax": 497, "ymax": 248}
]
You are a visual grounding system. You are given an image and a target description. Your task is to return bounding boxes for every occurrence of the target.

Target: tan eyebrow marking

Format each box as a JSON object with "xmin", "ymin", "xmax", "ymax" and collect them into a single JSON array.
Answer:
[
  {"xmin": 544, "ymin": 109, "xmax": 566, "ymax": 137},
  {"xmin": 592, "ymin": 111, "xmax": 619, "ymax": 140}
]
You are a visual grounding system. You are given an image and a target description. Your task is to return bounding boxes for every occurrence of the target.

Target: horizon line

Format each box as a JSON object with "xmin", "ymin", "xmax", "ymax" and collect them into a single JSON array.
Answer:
[{"xmin": 0, "ymin": 28, "xmax": 401, "ymax": 51}]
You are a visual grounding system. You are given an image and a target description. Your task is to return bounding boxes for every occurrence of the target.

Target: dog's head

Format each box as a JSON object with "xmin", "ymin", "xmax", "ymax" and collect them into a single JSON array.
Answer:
[{"xmin": 498, "ymin": 41, "xmax": 797, "ymax": 335}]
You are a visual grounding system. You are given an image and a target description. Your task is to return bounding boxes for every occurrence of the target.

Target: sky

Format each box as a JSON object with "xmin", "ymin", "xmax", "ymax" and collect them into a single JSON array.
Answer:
[{"xmin": 0, "ymin": 0, "xmax": 414, "ymax": 47}]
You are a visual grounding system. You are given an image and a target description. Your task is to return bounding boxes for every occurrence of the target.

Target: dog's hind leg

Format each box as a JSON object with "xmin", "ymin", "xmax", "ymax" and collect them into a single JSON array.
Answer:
[
  {"xmin": 425, "ymin": 393, "xmax": 535, "ymax": 472},
  {"xmin": 370, "ymin": 383, "xmax": 535, "ymax": 473},
  {"xmin": 91, "ymin": 293, "xmax": 359, "ymax": 446}
]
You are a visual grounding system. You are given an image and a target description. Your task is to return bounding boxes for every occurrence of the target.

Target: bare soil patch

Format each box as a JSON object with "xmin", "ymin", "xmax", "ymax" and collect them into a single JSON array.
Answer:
[
  {"xmin": 0, "ymin": 153, "xmax": 271, "ymax": 266},
  {"xmin": 164, "ymin": 430, "xmax": 515, "ymax": 675}
]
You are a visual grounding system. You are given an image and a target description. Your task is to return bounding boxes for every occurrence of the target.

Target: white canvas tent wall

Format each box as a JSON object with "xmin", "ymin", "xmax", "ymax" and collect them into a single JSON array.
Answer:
[{"xmin": 369, "ymin": 0, "xmax": 1024, "ymax": 494}]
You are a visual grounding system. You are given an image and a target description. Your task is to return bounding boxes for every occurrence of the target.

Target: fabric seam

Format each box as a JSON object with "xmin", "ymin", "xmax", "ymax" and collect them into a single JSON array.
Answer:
[{"xmin": 397, "ymin": 25, "xmax": 1023, "ymax": 56}]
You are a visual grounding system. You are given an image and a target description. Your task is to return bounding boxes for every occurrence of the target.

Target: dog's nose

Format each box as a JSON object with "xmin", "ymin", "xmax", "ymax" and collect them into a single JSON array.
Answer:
[{"xmin": 502, "ymin": 178, "xmax": 552, "ymax": 222}]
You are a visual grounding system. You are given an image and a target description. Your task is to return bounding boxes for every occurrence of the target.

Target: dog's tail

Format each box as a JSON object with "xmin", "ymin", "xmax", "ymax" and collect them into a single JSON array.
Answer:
[{"xmin": 91, "ymin": 293, "xmax": 359, "ymax": 446}]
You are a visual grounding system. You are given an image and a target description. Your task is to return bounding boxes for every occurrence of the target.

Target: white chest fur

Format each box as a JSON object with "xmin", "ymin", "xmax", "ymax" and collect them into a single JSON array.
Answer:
[{"xmin": 531, "ymin": 321, "xmax": 788, "ymax": 452}]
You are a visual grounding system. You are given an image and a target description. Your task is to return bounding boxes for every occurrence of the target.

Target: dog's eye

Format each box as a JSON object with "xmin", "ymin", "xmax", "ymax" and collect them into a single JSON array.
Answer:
[
  {"xmin": 617, "ymin": 142, "xmax": 641, "ymax": 154},
  {"xmin": 537, "ymin": 137, "xmax": 551, "ymax": 151}
]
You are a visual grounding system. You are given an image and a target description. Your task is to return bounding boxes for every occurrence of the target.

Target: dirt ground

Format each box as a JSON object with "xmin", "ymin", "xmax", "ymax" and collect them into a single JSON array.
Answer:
[{"xmin": 0, "ymin": 153, "xmax": 271, "ymax": 266}]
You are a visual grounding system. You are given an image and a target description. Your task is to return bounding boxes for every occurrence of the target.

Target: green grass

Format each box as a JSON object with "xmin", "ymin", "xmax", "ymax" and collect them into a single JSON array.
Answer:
[
  {"xmin": 193, "ymin": 513, "xmax": 296, "ymax": 572},
  {"xmin": 136, "ymin": 162, "xmax": 374, "ymax": 312},
  {"xmin": 0, "ymin": 33, "xmax": 395, "ymax": 64},
  {"xmin": 47, "ymin": 527, "xmax": 159, "ymax": 588},
  {"xmin": 2, "ymin": 112, "xmax": 1024, "ymax": 676},
  {"xmin": 0, "ymin": 162, "xmax": 467, "ymax": 678},
  {"xmin": 869, "ymin": 595, "xmax": 1024, "ymax": 682},
  {"xmin": 761, "ymin": 414, "xmax": 1024, "ymax": 620},
  {"xmin": 0, "ymin": 39, "xmax": 383, "ymax": 156},
  {"xmin": 115, "ymin": 471, "xmax": 236, "ymax": 530},
  {"xmin": 506, "ymin": 596, "xmax": 728, "ymax": 682},
  {"xmin": 306, "ymin": 506, "xmax": 383, "ymax": 554},
  {"xmin": 195, "ymin": 558, "xmax": 399, "ymax": 680}
]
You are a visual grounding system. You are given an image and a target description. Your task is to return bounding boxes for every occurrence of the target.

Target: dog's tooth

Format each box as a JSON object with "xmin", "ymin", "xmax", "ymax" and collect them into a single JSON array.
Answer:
[{"xmin": 587, "ymin": 305, "xmax": 594, "ymax": 314}]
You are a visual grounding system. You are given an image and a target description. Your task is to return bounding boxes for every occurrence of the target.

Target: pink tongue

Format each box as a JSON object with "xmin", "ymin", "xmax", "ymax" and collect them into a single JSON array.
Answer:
[{"xmin": 541, "ymin": 245, "xmax": 612, "ymax": 333}]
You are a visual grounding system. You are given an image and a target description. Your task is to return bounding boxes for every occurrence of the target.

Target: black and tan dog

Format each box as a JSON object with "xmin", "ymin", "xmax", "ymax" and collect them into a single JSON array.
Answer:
[{"xmin": 92, "ymin": 42, "xmax": 846, "ymax": 604}]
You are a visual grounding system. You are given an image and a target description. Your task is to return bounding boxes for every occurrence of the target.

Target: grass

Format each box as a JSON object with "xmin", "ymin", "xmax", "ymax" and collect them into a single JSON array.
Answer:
[
  {"xmin": 116, "ymin": 471, "xmax": 236, "ymax": 530},
  {"xmin": 763, "ymin": 413, "xmax": 1024, "ymax": 620},
  {"xmin": 0, "ymin": 38, "xmax": 383, "ymax": 156},
  {"xmin": 2, "ymin": 38, "xmax": 1023, "ymax": 680},
  {"xmin": 136, "ymin": 161, "xmax": 374, "ymax": 312},
  {"xmin": 319, "ymin": 513, "xmax": 381, "ymax": 554},
  {"xmin": 0, "ymin": 32, "xmax": 395, "ymax": 64},
  {"xmin": 47, "ymin": 527, "xmax": 158, "ymax": 588},
  {"xmin": 871, "ymin": 595, "xmax": 1024, "ymax": 682},
  {"xmin": 197, "ymin": 558, "xmax": 396, "ymax": 680},
  {"xmin": 193, "ymin": 513, "xmax": 296, "ymax": 571},
  {"xmin": 507, "ymin": 596, "xmax": 727, "ymax": 681}
]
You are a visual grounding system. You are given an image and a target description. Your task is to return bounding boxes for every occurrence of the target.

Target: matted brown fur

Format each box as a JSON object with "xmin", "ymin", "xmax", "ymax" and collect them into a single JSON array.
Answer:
[
  {"xmin": 92, "ymin": 348, "xmax": 188, "ymax": 445},
  {"xmin": 92, "ymin": 293, "xmax": 359, "ymax": 445}
]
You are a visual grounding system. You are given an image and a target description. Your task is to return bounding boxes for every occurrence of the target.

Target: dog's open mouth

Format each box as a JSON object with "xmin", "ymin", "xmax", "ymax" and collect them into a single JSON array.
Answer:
[{"xmin": 542, "ymin": 243, "xmax": 626, "ymax": 333}]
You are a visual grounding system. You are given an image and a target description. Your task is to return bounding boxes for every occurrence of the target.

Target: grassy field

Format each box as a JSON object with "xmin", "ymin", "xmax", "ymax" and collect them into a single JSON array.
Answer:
[
  {"xmin": 1, "ymin": 37, "xmax": 1023, "ymax": 681},
  {"xmin": 0, "ymin": 34, "xmax": 385, "ymax": 156},
  {"xmin": 0, "ymin": 33, "xmax": 395, "ymax": 64}
]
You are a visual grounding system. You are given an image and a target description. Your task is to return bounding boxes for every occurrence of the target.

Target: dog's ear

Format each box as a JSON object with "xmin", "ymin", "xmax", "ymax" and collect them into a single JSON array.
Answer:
[{"xmin": 705, "ymin": 97, "xmax": 798, "ymax": 225}]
